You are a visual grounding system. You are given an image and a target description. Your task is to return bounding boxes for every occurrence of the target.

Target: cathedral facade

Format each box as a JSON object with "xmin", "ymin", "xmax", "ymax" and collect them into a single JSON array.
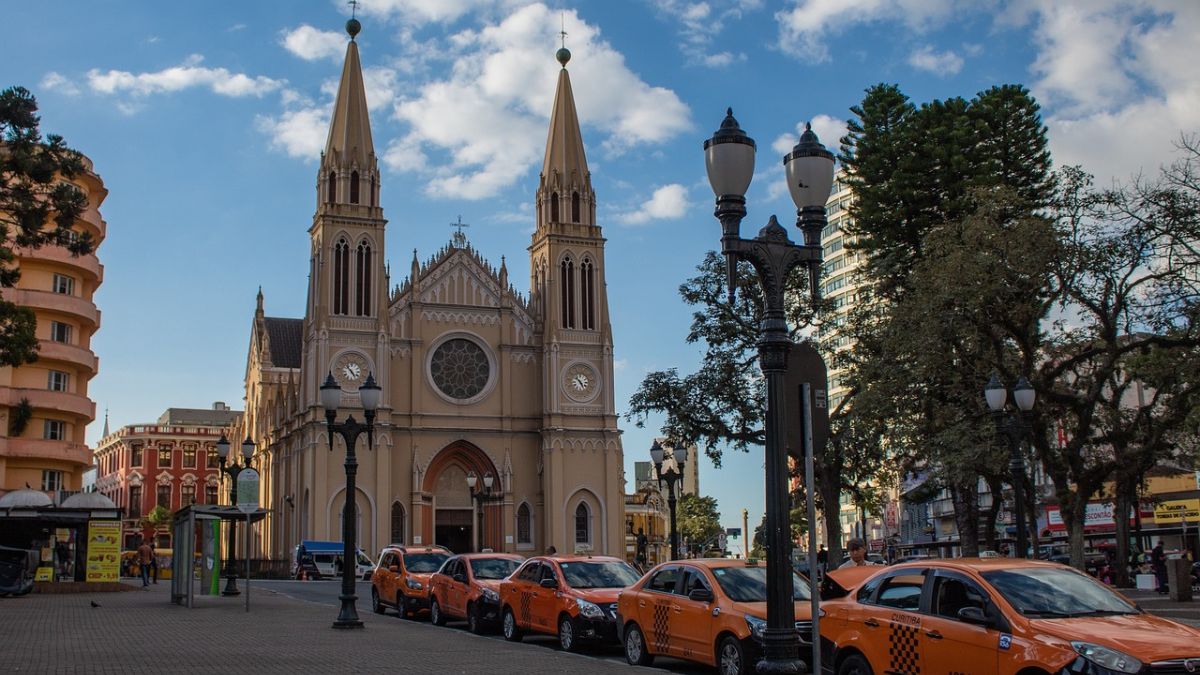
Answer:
[{"xmin": 237, "ymin": 24, "xmax": 625, "ymax": 561}]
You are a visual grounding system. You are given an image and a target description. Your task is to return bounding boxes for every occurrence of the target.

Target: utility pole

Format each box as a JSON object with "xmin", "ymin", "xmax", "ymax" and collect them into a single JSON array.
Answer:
[{"xmin": 742, "ymin": 508, "xmax": 749, "ymax": 557}]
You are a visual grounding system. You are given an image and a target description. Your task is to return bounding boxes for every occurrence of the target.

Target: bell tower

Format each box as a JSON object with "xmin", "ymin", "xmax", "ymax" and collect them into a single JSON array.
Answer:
[{"xmin": 303, "ymin": 17, "xmax": 388, "ymax": 405}]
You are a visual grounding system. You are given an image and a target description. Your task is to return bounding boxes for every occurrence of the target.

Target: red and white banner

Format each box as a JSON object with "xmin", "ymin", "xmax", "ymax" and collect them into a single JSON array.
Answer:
[{"xmin": 1045, "ymin": 502, "xmax": 1154, "ymax": 532}]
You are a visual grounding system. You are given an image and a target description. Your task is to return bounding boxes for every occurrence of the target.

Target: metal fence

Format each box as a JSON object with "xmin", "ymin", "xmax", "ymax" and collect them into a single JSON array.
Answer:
[{"xmin": 218, "ymin": 558, "xmax": 291, "ymax": 579}]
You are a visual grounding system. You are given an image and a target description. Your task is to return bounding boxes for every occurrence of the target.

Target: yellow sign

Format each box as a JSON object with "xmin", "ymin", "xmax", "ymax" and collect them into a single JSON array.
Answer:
[
  {"xmin": 85, "ymin": 520, "xmax": 121, "ymax": 583},
  {"xmin": 34, "ymin": 566, "xmax": 53, "ymax": 582},
  {"xmin": 1153, "ymin": 499, "xmax": 1200, "ymax": 524}
]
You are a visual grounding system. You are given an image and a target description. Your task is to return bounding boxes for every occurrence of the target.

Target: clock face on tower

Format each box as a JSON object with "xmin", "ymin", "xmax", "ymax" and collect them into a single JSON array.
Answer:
[
  {"xmin": 333, "ymin": 352, "xmax": 370, "ymax": 388},
  {"xmin": 563, "ymin": 363, "xmax": 599, "ymax": 402}
]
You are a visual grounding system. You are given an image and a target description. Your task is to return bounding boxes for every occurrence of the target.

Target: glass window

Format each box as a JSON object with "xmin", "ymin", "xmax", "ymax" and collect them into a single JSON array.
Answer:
[
  {"xmin": 402, "ymin": 552, "xmax": 449, "ymax": 573},
  {"xmin": 181, "ymin": 484, "xmax": 196, "ymax": 506},
  {"xmin": 131, "ymin": 444, "xmax": 144, "ymax": 467},
  {"xmin": 41, "ymin": 470, "xmax": 63, "ymax": 492},
  {"xmin": 206, "ymin": 448, "xmax": 219, "ymax": 468},
  {"xmin": 540, "ymin": 563, "xmax": 559, "ymax": 585},
  {"xmin": 517, "ymin": 562, "xmax": 541, "ymax": 582},
  {"xmin": 390, "ymin": 502, "xmax": 405, "ymax": 544},
  {"xmin": 574, "ymin": 503, "xmax": 590, "ymax": 545},
  {"xmin": 43, "ymin": 419, "xmax": 65, "ymax": 440},
  {"xmin": 558, "ymin": 561, "xmax": 641, "ymax": 589},
  {"xmin": 931, "ymin": 576, "xmax": 988, "ymax": 620},
  {"xmin": 157, "ymin": 447, "xmax": 172, "ymax": 468},
  {"xmin": 53, "ymin": 274, "xmax": 75, "ymax": 295},
  {"xmin": 430, "ymin": 338, "xmax": 490, "ymax": 400},
  {"xmin": 516, "ymin": 503, "xmax": 532, "ymax": 544},
  {"xmin": 874, "ymin": 573, "xmax": 926, "ymax": 611},
  {"xmin": 50, "ymin": 321, "xmax": 72, "ymax": 343},
  {"xmin": 204, "ymin": 484, "xmax": 218, "ymax": 505},
  {"xmin": 646, "ymin": 567, "xmax": 680, "ymax": 594},
  {"xmin": 182, "ymin": 445, "xmax": 196, "ymax": 468},
  {"xmin": 128, "ymin": 486, "xmax": 142, "ymax": 518},
  {"xmin": 682, "ymin": 569, "xmax": 711, "ymax": 596},
  {"xmin": 470, "ymin": 557, "xmax": 520, "ymax": 580},
  {"xmin": 47, "ymin": 370, "xmax": 70, "ymax": 392},
  {"xmin": 712, "ymin": 566, "xmax": 812, "ymax": 602},
  {"xmin": 982, "ymin": 567, "xmax": 1137, "ymax": 618},
  {"xmin": 156, "ymin": 484, "xmax": 171, "ymax": 509}
]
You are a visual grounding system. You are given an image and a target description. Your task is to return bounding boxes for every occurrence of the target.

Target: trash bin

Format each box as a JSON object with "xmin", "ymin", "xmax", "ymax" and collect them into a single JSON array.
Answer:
[{"xmin": 1135, "ymin": 573, "xmax": 1157, "ymax": 590}]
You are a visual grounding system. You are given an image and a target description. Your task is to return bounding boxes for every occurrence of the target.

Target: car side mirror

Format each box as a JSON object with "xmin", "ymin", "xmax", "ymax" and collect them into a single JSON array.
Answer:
[
  {"xmin": 540, "ymin": 578, "xmax": 558, "ymax": 589},
  {"xmin": 389, "ymin": 565, "xmax": 399, "ymax": 573},
  {"xmin": 453, "ymin": 574, "xmax": 466, "ymax": 583},
  {"xmin": 957, "ymin": 606, "xmax": 990, "ymax": 626},
  {"xmin": 688, "ymin": 588, "xmax": 714, "ymax": 603}
]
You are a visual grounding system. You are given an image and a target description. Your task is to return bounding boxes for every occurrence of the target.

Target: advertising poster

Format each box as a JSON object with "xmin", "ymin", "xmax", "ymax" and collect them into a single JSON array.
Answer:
[
  {"xmin": 85, "ymin": 521, "xmax": 121, "ymax": 582},
  {"xmin": 201, "ymin": 520, "xmax": 220, "ymax": 595}
]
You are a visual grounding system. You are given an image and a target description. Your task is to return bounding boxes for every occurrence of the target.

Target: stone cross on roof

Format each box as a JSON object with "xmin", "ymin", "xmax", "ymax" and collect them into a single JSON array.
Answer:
[{"xmin": 450, "ymin": 215, "xmax": 469, "ymax": 248}]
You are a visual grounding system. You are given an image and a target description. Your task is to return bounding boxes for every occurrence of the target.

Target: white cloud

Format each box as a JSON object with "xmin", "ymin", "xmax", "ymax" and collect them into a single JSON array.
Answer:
[
  {"xmin": 771, "ymin": 115, "xmax": 847, "ymax": 157},
  {"xmin": 40, "ymin": 72, "xmax": 80, "ymax": 96},
  {"xmin": 618, "ymin": 184, "xmax": 689, "ymax": 225},
  {"xmin": 388, "ymin": 3, "xmax": 691, "ymax": 200},
  {"xmin": 354, "ymin": 0, "xmax": 510, "ymax": 24},
  {"xmin": 775, "ymin": 0, "xmax": 963, "ymax": 62},
  {"xmin": 281, "ymin": 25, "xmax": 346, "ymax": 62},
  {"xmin": 256, "ymin": 107, "xmax": 329, "ymax": 159},
  {"xmin": 647, "ymin": 0, "xmax": 753, "ymax": 68},
  {"xmin": 87, "ymin": 54, "xmax": 284, "ymax": 98},
  {"xmin": 907, "ymin": 45, "xmax": 963, "ymax": 76}
]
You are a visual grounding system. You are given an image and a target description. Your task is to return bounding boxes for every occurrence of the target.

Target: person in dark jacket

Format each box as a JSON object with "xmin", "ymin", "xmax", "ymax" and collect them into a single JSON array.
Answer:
[{"xmin": 1151, "ymin": 541, "xmax": 1168, "ymax": 594}]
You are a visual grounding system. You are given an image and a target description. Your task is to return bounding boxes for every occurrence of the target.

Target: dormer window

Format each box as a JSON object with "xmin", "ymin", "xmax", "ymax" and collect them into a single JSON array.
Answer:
[
  {"xmin": 327, "ymin": 171, "xmax": 337, "ymax": 203},
  {"xmin": 571, "ymin": 191, "xmax": 580, "ymax": 222},
  {"xmin": 350, "ymin": 170, "xmax": 360, "ymax": 204},
  {"xmin": 550, "ymin": 192, "xmax": 559, "ymax": 222}
]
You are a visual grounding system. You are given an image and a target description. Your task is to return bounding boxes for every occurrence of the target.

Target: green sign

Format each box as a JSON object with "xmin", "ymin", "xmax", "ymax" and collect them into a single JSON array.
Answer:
[{"xmin": 236, "ymin": 468, "xmax": 260, "ymax": 514}]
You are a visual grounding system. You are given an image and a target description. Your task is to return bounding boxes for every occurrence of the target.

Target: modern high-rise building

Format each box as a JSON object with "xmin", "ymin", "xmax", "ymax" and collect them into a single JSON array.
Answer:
[{"xmin": 0, "ymin": 153, "xmax": 106, "ymax": 500}]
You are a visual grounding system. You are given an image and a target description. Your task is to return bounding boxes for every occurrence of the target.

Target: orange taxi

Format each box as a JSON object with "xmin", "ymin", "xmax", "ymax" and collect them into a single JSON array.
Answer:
[
  {"xmin": 499, "ymin": 554, "xmax": 642, "ymax": 651},
  {"xmin": 820, "ymin": 558, "xmax": 1200, "ymax": 675},
  {"xmin": 428, "ymin": 552, "xmax": 524, "ymax": 633},
  {"xmin": 617, "ymin": 558, "xmax": 816, "ymax": 674},
  {"xmin": 369, "ymin": 544, "xmax": 451, "ymax": 619}
]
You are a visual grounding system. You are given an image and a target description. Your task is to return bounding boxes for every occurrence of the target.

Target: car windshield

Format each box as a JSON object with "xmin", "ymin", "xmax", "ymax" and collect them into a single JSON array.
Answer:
[
  {"xmin": 982, "ymin": 567, "xmax": 1139, "ymax": 618},
  {"xmin": 559, "ymin": 561, "xmax": 641, "ymax": 589},
  {"xmin": 404, "ymin": 552, "xmax": 449, "ymax": 573},
  {"xmin": 471, "ymin": 558, "xmax": 520, "ymax": 580},
  {"xmin": 713, "ymin": 566, "xmax": 812, "ymax": 602}
]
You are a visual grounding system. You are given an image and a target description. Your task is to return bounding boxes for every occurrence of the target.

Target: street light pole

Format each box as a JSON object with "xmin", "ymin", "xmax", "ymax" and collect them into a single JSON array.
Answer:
[
  {"xmin": 985, "ymin": 374, "xmax": 1036, "ymax": 559},
  {"xmin": 467, "ymin": 471, "xmax": 504, "ymax": 551},
  {"xmin": 216, "ymin": 434, "xmax": 255, "ymax": 597},
  {"xmin": 705, "ymin": 109, "xmax": 834, "ymax": 674},
  {"xmin": 321, "ymin": 371, "xmax": 382, "ymax": 630},
  {"xmin": 650, "ymin": 440, "xmax": 688, "ymax": 560}
]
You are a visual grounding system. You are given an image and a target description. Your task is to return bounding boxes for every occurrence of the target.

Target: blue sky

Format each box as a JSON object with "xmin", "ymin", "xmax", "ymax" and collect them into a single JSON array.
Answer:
[{"xmin": 4, "ymin": 1, "xmax": 1197, "ymax": 540}]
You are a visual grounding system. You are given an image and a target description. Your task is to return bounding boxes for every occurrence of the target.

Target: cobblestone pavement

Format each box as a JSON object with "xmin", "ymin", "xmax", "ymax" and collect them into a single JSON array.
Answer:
[{"xmin": 0, "ymin": 581, "xmax": 649, "ymax": 674}]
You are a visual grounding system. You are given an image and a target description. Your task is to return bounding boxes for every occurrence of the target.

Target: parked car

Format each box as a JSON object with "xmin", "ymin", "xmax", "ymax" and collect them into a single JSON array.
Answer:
[
  {"xmin": 820, "ymin": 557, "xmax": 1200, "ymax": 675},
  {"xmin": 0, "ymin": 545, "xmax": 36, "ymax": 597},
  {"xmin": 499, "ymin": 555, "xmax": 641, "ymax": 651},
  {"xmin": 618, "ymin": 558, "xmax": 815, "ymax": 674},
  {"xmin": 370, "ymin": 545, "xmax": 451, "ymax": 618},
  {"xmin": 428, "ymin": 552, "xmax": 523, "ymax": 633},
  {"xmin": 292, "ymin": 541, "xmax": 374, "ymax": 580}
]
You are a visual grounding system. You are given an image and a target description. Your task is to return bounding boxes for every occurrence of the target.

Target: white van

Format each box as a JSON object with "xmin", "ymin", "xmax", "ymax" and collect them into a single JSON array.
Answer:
[{"xmin": 293, "ymin": 542, "xmax": 374, "ymax": 580}]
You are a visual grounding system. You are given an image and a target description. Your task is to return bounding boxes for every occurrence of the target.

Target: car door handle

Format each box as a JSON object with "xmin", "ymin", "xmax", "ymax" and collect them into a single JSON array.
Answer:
[
  {"xmin": 671, "ymin": 605, "xmax": 683, "ymax": 612},
  {"xmin": 638, "ymin": 601, "xmax": 646, "ymax": 608},
  {"xmin": 531, "ymin": 593, "xmax": 539, "ymax": 598},
  {"xmin": 863, "ymin": 618, "xmax": 880, "ymax": 628},
  {"xmin": 925, "ymin": 630, "xmax": 943, "ymax": 640}
]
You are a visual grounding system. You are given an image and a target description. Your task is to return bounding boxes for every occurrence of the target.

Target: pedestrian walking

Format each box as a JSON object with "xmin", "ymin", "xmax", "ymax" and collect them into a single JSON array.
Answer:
[
  {"xmin": 136, "ymin": 540, "xmax": 152, "ymax": 587},
  {"xmin": 149, "ymin": 543, "xmax": 159, "ymax": 584},
  {"xmin": 1151, "ymin": 541, "xmax": 1168, "ymax": 594},
  {"xmin": 817, "ymin": 545, "xmax": 828, "ymax": 574}
]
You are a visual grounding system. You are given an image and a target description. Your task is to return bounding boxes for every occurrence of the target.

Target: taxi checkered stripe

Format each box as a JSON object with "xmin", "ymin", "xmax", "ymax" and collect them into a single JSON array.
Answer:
[
  {"xmin": 887, "ymin": 622, "xmax": 921, "ymax": 675},
  {"xmin": 519, "ymin": 591, "xmax": 532, "ymax": 625},
  {"xmin": 651, "ymin": 603, "xmax": 671, "ymax": 654}
]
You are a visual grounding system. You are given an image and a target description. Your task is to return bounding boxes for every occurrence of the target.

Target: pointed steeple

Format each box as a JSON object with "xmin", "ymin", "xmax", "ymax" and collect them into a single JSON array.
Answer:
[
  {"xmin": 324, "ymin": 29, "xmax": 374, "ymax": 169},
  {"xmin": 537, "ymin": 46, "xmax": 595, "ymax": 230},
  {"xmin": 102, "ymin": 408, "xmax": 110, "ymax": 438}
]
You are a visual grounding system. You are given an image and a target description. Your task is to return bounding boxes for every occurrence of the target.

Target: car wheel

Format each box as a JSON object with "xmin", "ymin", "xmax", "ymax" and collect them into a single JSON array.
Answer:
[
  {"xmin": 502, "ymin": 607, "xmax": 523, "ymax": 642},
  {"xmin": 558, "ymin": 615, "xmax": 577, "ymax": 652},
  {"xmin": 395, "ymin": 593, "xmax": 408, "ymax": 619},
  {"xmin": 624, "ymin": 623, "xmax": 654, "ymax": 667},
  {"xmin": 430, "ymin": 597, "xmax": 446, "ymax": 626},
  {"xmin": 467, "ymin": 603, "xmax": 482, "ymax": 634},
  {"xmin": 718, "ymin": 635, "xmax": 747, "ymax": 675},
  {"xmin": 371, "ymin": 587, "xmax": 384, "ymax": 614},
  {"xmin": 837, "ymin": 653, "xmax": 874, "ymax": 675}
]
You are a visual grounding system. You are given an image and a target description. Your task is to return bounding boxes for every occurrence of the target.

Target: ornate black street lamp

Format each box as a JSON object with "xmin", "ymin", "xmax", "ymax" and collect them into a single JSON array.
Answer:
[
  {"xmin": 320, "ymin": 370, "xmax": 382, "ymax": 630},
  {"xmin": 216, "ymin": 433, "xmax": 255, "ymax": 596},
  {"xmin": 467, "ymin": 471, "xmax": 504, "ymax": 551},
  {"xmin": 705, "ymin": 109, "xmax": 834, "ymax": 674},
  {"xmin": 649, "ymin": 440, "xmax": 687, "ymax": 560},
  {"xmin": 985, "ymin": 374, "xmax": 1036, "ymax": 558}
]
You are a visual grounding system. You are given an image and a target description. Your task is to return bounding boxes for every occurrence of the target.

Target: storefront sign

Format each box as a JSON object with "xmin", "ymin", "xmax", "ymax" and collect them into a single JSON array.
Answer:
[
  {"xmin": 1045, "ymin": 502, "xmax": 1152, "ymax": 531},
  {"xmin": 236, "ymin": 468, "xmax": 260, "ymax": 514},
  {"xmin": 85, "ymin": 520, "xmax": 120, "ymax": 583},
  {"xmin": 1153, "ymin": 499, "xmax": 1200, "ymax": 524}
]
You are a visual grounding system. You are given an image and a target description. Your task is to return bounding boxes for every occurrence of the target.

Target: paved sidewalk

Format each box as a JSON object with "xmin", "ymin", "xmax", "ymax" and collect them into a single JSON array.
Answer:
[
  {"xmin": 0, "ymin": 581, "xmax": 636, "ymax": 674},
  {"xmin": 1121, "ymin": 588, "xmax": 1200, "ymax": 627}
]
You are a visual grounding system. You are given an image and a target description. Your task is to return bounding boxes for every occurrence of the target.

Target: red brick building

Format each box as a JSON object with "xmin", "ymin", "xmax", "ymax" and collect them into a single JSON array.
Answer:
[{"xmin": 93, "ymin": 403, "xmax": 241, "ymax": 549}]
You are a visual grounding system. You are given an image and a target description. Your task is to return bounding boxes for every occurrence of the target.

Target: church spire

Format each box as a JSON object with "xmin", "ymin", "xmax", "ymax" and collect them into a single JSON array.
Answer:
[
  {"xmin": 537, "ymin": 45, "xmax": 594, "ymax": 230},
  {"xmin": 324, "ymin": 22, "xmax": 374, "ymax": 169}
]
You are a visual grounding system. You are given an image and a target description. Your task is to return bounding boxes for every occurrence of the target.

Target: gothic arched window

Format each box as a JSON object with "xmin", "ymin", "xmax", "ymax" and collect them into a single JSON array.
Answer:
[
  {"xmin": 581, "ymin": 257, "xmax": 595, "ymax": 330},
  {"xmin": 355, "ymin": 240, "xmax": 372, "ymax": 316},
  {"xmin": 571, "ymin": 191, "xmax": 580, "ymax": 222},
  {"xmin": 560, "ymin": 256, "xmax": 575, "ymax": 329},
  {"xmin": 574, "ymin": 502, "xmax": 591, "ymax": 545},
  {"xmin": 550, "ymin": 192, "xmax": 559, "ymax": 222},
  {"xmin": 350, "ymin": 170, "xmax": 360, "ymax": 204},
  {"xmin": 517, "ymin": 503, "xmax": 532, "ymax": 545},
  {"xmin": 327, "ymin": 171, "xmax": 337, "ymax": 203},
  {"xmin": 333, "ymin": 238, "xmax": 350, "ymax": 315},
  {"xmin": 369, "ymin": 175, "xmax": 376, "ymax": 206},
  {"xmin": 390, "ymin": 501, "xmax": 405, "ymax": 545}
]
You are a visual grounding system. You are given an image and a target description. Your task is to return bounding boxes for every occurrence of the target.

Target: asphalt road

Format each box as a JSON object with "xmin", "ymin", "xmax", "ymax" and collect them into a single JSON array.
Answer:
[{"xmin": 256, "ymin": 579, "xmax": 713, "ymax": 673}]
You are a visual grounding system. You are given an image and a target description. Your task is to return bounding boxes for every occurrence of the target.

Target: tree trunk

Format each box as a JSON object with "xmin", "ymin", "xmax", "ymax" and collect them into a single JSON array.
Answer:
[
  {"xmin": 818, "ymin": 464, "xmax": 843, "ymax": 564},
  {"xmin": 1113, "ymin": 487, "xmax": 1133, "ymax": 588},
  {"xmin": 951, "ymin": 483, "xmax": 981, "ymax": 556},
  {"xmin": 1067, "ymin": 503, "xmax": 1087, "ymax": 570}
]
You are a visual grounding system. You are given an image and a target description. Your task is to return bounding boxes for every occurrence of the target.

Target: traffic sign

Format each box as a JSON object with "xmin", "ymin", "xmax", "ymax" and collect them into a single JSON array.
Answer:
[
  {"xmin": 236, "ymin": 468, "xmax": 260, "ymax": 514},
  {"xmin": 726, "ymin": 527, "xmax": 742, "ymax": 538}
]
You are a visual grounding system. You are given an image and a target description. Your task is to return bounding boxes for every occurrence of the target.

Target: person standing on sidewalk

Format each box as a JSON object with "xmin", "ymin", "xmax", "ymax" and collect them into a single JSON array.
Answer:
[
  {"xmin": 149, "ymin": 543, "xmax": 159, "ymax": 584},
  {"xmin": 137, "ymin": 540, "xmax": 152, "ymax": 587},
  {"xmin": 1151, "ymin": 541, "xmax": 1168, "ymax": 594}
]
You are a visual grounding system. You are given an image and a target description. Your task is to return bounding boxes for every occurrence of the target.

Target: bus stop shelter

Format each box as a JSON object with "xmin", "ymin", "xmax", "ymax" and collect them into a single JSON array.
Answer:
[{"xmin": 169, "ymin": 504, "xmax": 269, "ymax": 608}]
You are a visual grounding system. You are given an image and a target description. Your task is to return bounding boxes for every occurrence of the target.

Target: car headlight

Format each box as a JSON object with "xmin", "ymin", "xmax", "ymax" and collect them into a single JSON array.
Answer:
[
  {"xmin": 1071, "ymin": 642, "xmax": 1143, "ymax": 674},
  {"xmin": 576, "ymin": 599, "xmax": 605, "ymax": 619},
  {"xmin": 745, "ymin": 615, "xmax": 767, "ymax": 640},
  {"xmin": 405, "ymin": 578, "xmax": 423, "ymax": 590},
  {"xmin": 481, "ymin": 588, "xmax": 499, "ymax": 603}
]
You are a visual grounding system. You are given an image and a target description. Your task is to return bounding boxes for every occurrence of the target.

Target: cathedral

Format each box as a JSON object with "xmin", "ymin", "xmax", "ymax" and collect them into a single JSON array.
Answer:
[{"xmin": 236, "ymin": 20, "xmax": 626, "ymax": 561}]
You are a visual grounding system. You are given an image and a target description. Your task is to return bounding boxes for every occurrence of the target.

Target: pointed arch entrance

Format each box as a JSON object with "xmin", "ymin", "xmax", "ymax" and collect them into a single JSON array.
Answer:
[{"xmin": 422, "ymin": 441, "xmax": 500, "ymax": 553}]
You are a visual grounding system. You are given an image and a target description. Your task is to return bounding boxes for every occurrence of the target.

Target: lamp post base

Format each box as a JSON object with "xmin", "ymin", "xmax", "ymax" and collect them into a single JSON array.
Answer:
[
  {"xmin": 221, "ymin": 575, "xmax": 240, "ymax": 597},
  {"xmin": 756, "ymin": 630, "xmax": 805, "ymax": 674},
  {"xmin": 332, "ymin": 594, "xmax": 364, "ymax": 629}
]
